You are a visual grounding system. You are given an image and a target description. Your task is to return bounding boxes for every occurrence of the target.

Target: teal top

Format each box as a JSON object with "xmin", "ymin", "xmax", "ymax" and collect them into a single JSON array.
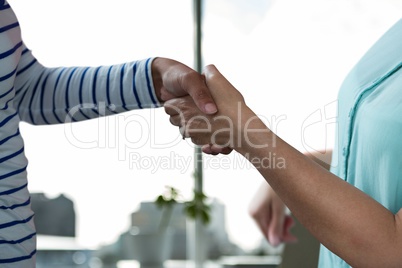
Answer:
[{"xmin": 318, "ymin": 19, "xmax": 402, "ymax": 267}]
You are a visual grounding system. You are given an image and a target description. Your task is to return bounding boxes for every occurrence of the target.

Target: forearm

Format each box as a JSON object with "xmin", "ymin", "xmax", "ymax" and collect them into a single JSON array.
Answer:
[
  {"xmin": 254, "ymin": 150, "xmax": 332, "ymax": 209},
  {"xmin": 14, "ymin": 49, "xmax": 159, "ymax": 125},
  {"xmin": 236, "ymin": 108, "xmax": 402, "ymax": 267},
  {"xmin": 304, "ymin": 149, "xmax": 332, "ymax": 170}
]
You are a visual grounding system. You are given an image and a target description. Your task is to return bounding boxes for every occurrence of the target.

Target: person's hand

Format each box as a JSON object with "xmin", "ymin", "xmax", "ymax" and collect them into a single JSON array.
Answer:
[
  {"xmin": 153, "ymin": 59, "xmax": 231, "ymax": 154},
  {"xmin": 164, "ymin": 64, "xmax": 253, "ymax": 151},
  {"xmin": 163, "ymin": 64, "xmax": 295, "ymax": 245},
  {"xmin": 249, "ymin": 183, "xmax": 297, "ymax": 246},
  {"xmin": 152, "ymin": 57, "xmax": 217, "ymax": 114}
]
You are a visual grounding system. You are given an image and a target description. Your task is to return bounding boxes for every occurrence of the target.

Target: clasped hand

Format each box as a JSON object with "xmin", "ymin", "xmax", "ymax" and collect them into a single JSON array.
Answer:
[{"xmin": 164, "ymin": 65, "xmax": 255, "ymax": 155}]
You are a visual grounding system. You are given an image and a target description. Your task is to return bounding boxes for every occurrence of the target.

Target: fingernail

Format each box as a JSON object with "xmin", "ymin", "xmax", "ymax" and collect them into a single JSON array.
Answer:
[{"xmin": 204, "ymin": 103, "xmax": 217, "ymax": 114}]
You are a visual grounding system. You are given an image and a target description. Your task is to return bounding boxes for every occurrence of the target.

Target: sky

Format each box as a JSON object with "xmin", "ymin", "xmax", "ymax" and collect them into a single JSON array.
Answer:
[{"xmin": 7, "ymin": 0, "xmax": 402, "ymax": 251}]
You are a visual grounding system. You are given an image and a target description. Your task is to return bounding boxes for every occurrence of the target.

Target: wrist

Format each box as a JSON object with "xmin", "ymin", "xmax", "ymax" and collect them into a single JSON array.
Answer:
[
  {"xmin": 151, "ymin": 57, "xmax": 164, "ymax": 102},
  {"xmin": 233, "ymin": 107, "xmax": 273, "ymax": 155}
]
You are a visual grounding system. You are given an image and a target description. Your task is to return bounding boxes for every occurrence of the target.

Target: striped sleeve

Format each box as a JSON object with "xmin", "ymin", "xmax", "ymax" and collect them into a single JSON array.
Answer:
[
  {"xmin": 0, "ymin": 3, "xmax": 36, "ymax": 267},
  {"xmin": 13, "ymin": 45, "xmax": 161, "ymax": 125}
]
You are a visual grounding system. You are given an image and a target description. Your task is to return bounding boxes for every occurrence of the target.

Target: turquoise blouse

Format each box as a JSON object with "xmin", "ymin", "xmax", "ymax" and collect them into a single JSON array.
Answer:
[{"xmin": 318, "ymin": 19, "xmax": 402, "ymax": 267}]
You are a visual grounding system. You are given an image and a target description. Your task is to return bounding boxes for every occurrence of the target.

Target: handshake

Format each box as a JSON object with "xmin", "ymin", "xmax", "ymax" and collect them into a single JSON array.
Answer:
[
  {"xmin": 154, "ymin": 58, "xmax": 294, "ymax": 248},
  {"xmin": 161, "ymin": 64, "xmax": 273, "ymax": 157}
]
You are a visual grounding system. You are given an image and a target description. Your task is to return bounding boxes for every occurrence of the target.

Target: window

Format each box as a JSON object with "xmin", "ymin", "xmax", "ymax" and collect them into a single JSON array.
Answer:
[{"xmin": 12, "ymin": 0, "xmax": 402, "ymax": 252}]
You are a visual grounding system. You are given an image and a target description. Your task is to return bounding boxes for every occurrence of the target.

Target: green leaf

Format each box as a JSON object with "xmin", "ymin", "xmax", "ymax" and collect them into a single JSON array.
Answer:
[{"xmin": 201, "ymin": 209, "xmax": 210, "ymax": 225}]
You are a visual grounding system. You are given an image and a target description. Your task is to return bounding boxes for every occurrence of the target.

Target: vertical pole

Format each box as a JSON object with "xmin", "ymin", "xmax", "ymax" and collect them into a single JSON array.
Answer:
[
  {"xmin": 193, "ymin": 0, "xmax": 203, "ymax": 195},
  {"xmin": 194, "ymin": 0, "xmax": 202, "ymax": 73},
  {"xmin": 191, "ymin": 0, "xmax": 206, "ymax": 267}
]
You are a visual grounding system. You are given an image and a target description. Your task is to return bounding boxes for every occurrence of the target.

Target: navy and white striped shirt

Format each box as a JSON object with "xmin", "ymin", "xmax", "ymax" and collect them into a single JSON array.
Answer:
[{"xmin": 0, "ymin": 2, "xmax": 159, "ymax": 266}]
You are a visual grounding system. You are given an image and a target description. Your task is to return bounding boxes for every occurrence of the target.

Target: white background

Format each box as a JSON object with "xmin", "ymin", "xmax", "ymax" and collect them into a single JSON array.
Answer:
[{"xmin": 8, "ymin": 0, "xmax": 402, "ymax": 251}]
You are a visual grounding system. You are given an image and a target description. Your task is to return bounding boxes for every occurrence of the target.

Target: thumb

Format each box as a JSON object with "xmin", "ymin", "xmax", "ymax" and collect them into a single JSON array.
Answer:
[
  {"xmin": 268, "ymin": 203, "xmax": 285, "ymax": 247},
  {"xmin": 203, "ymin": 65, "xmax": 244, "ymax": 104},
  {"xmin": 153, "ymin": 58, "xmax": 218, "ymax": 114},
  {"xmin": 177, "ymin": 70, "xmax": 218, "ymax": 115},
  {"xmin": 282, "ymin": 215, "xmax": 298, "ymax": 243}
]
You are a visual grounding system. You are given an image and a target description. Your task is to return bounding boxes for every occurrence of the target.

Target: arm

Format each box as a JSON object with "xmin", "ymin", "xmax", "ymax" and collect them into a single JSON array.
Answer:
[
  {"xmin": 304, "ymin": 149, "xmax": 332, "ymax": 170},
  {"xmin": 248, "ymin": 181, "xmax": 296, "ymax": 246},
  {"xmin": 248, "ymin": 149, "xmax": 331, "ymax": 246},
  {"xmin": 14, "ymin": 44, "xmax": 159, "ymax": 124},
  {"xmin": 164, "ymin": 65, "xmax": 402, "ymax": 267},
  {"xmin": 13, "ymin": 45, "xmax": 216, "ymax": 125},
  {"xmin": 239, "ymin": 118, "xmax": 401, "ymax": 267}
]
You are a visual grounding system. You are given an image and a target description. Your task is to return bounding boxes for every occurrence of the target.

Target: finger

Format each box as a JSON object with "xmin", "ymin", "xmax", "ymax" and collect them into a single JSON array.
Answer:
[
  {"xmin": 180, "ymin": 71, "xmax": 217, "ymax": 115},
  {"xmin": 258, "ymin": 221, "xmax": 270, "ymax": 242},
  {"xmin": 220, "ymin": 147, "xmax": 233, "ymax": 155},
  {"xmin": 202, "ymin": 144, "xmax": 233, "ymax": 155},
  {"xmin": 169, "ymin": 115, "xmax": 182, "ymax": 127},
  {"xmin": 257, "ymin": 211, "xmax": 271, "ymax": 242},
  {"xmin": 282, "ymin": 215, "xmax": 298, "ymax": 243},
  {"xmin": 249, "ymin": 207, "xmax": 271, "ymax": 242},
  {"xmin": 159, "ymin": 86, "xmax": 176, "ymax": 101},
  {"xmin": 179, "ymin": 126, "xmax": 188, "ymax": 139},
  {"xmin": 203, "ymin": 65, "xmax": 239, "ymax": 100},
  {"xmin": 201, "ymin": 144, "xmax": 217, "ymax": 155},
  {"xmin": 153, "ymin": 58, "xmax": 217, "ymax": 114},
  {"xmin": 210, "ymin": 144, "xmax": 233, "ymax": 155},
  {"xmin": 202, "ymin": 145, "xmax": 222, "ymax": 156},
  {"xmin": 190, "ymin": 136, "xmax": 207, "ymax": 146},
  {"xmin": 164, "ymin": 100, "xmax": 181, "ymax": 116},
  {"xmin": 268, "ymin": 203, "xmax": 285, "ymax": 247}
]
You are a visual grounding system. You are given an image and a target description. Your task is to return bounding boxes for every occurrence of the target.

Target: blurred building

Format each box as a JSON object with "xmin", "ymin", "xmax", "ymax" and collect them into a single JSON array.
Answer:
[
  {"xmin": 31, "ymin": 193, "xmax": 94, "ymax": 267},
  {"xmin": 126, "ymin": 198, "xmax": 240, "ymax": 259},
  {"xmin": 96, "ymin": 198, "xmax": 243, "ymax": 265},
  {"xmin": 31, "ymin": 193, "xmax": 76, "ymax": 237}
]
